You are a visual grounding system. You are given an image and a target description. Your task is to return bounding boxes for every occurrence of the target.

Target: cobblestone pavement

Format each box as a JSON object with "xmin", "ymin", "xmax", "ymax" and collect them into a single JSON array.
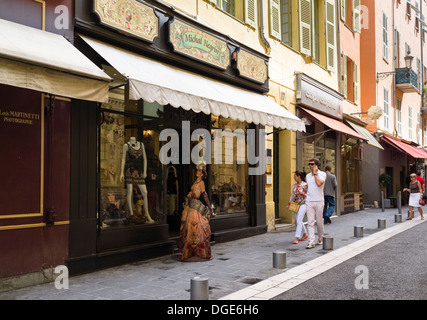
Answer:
[{"xmin": 0, "ymin": 206, "xmax": 419, "ymax": 300}]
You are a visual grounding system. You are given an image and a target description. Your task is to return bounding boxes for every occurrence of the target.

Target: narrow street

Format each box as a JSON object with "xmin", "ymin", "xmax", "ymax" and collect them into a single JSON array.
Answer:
[{"xmin": 273, "ymin": 221, "xmax": 427, "ymax": 300}]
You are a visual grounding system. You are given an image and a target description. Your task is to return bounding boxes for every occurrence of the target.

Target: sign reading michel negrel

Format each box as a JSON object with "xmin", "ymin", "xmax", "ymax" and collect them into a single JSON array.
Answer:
[
  {"xmin": 169, "ymin": 19, "xmax": 231, "ymax": 70},
  {"xmin": 94, "ymin": 0, "xmax": 158, "ymax": 42}
]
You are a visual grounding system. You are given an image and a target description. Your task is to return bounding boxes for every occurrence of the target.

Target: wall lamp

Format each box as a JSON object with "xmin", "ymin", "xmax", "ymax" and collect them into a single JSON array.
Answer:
[{"xmin": 376, "ymin": 50, "xmax": 414, "ymax": 81}]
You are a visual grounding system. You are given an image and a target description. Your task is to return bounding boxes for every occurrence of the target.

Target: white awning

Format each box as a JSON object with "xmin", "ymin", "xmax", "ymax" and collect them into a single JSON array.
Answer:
[
  {"xmin": 80, "ymin": 35, "xmax": 306, "ymax": 131},
  {"xmin": 0, "ymin": 19, "xmax": 111, "ymax": 102},
  {"xmin": 346, "ymin": 122, "xmax": 384, "ymax": 150}
]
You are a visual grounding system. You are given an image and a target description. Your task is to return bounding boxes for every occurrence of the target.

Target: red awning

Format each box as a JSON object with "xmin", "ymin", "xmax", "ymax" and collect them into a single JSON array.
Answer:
[
  {"xmin": 300, "ymin": 108, "xmax": 365, "ymax": 140},
  {"xmin": 382, "ymin": 135, "xmax": 427, "ymax": 159}
]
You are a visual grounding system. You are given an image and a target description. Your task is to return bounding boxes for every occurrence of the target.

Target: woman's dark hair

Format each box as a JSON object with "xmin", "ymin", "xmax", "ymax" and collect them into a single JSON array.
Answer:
[{"xmin": 295, "ymin": 170, "xmax": 307, "ymax": 182}]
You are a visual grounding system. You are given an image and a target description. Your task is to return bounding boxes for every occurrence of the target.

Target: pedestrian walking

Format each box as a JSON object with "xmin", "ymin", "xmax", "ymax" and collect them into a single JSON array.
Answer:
[
  {"xmin": 416, "ymin": 172, "xmax": 425, "ymax": 195},
  {"xmin": 287, "ymin": 171, "xmax": 308, "ymax": 244},
  {"xmin": 305, "ymin": 158, "xmax": 327, "ymax": 249},
  {"xmin": 323, "ymin": 166, "xmax": 337, "ymax": 224},
  {"xmin": 403, "ymin": 173, "xmax": 425, "ymax": 220}
]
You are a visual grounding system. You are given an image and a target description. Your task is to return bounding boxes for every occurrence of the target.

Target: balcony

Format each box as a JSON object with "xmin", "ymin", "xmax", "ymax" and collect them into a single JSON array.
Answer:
[{"xmin": 395, "ymin": 68, "xmax": 418, "ymax": 93}]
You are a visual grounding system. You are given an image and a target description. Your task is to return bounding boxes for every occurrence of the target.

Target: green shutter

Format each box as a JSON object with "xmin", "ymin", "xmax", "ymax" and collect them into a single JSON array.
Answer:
[
  {"xmin": 299, "ymin": 0, "xmax": 312, "ymax": 56},
  {"xmin": 270, "ymin": 0, "xmax": 281, "ymax": 39},
  {"xmin": 326, "ymin": 0, "xmax": 336, "ymax": 71},
  {"xmin": 245, "ymin": 0, "xmax": 257, "ymax": 28}
]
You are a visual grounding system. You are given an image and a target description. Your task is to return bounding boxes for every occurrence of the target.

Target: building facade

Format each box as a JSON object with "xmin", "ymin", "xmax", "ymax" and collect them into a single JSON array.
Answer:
[
  {"xmin": 0, "ymin": 0, "xmax": 111, "ymax": 289},
  {"xmin": 361, "ymin": 0, "xmax": 427, "ymax": 206}
]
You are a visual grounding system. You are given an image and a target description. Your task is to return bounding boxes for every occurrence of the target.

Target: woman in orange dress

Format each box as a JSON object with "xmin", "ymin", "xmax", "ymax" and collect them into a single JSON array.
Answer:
[{"xmin": 178, "ymin": 163, "xmax": 213, "ymax": 261}]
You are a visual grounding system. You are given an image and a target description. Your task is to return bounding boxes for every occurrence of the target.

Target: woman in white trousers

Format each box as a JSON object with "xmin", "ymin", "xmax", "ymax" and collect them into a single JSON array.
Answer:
[
  {"xmin": 288, "ymin": 171, "xmax": 308, "ymax": 244},
  {"xmin": 403, "ymin": 173, "xmax": 425, "ymax": 220}
]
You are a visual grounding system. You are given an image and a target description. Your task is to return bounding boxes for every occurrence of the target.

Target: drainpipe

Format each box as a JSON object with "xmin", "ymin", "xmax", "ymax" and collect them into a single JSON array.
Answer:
[
  {"xmin": 393, "ymin": 0, "xmax": 398, "ymax": 138},
  {"xmin": 259, "ymin": 0, "xmax": 271, "ymax": 55}
]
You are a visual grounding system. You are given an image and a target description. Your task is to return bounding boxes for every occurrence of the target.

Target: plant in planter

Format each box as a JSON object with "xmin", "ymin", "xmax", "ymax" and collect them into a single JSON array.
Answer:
[{"xmin": 379, "ymin": 173, "xmax": 392, "ymax": 198}]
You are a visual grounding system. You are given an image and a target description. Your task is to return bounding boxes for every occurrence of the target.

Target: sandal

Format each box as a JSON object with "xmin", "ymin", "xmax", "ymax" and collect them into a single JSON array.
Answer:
[
  {"xmin": 293, "ymin": 240, "xmax": 299, "ymax": 244},
  {"xmin": 299, "ymin": 234, "xmax": 308, "ymax": 241}
]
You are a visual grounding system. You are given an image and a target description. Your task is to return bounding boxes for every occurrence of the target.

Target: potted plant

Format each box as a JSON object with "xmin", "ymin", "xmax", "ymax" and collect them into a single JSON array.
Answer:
[{"xmin": 379, "ymin": 173, "xmax": 392, "ymax": 198}]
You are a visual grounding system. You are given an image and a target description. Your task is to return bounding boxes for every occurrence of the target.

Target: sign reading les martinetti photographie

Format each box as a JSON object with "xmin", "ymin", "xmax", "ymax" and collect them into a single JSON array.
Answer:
[
  {"xmin": 168, "ymin": 18, "xmax": 231, "ymax": 70},
  {"xmin": 0, "ymin": 87, "xmax": 43, "ymax": 217}
]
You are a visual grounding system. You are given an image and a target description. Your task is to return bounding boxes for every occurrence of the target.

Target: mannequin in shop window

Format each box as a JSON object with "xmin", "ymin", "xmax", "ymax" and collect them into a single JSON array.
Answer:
[
  {"xmin": 176, "ymin": 161, "xmax": 213, "ymax": 261},
  {"xmin": 120, "ymin": 137, "xmax": 154, "ymax": 224}
]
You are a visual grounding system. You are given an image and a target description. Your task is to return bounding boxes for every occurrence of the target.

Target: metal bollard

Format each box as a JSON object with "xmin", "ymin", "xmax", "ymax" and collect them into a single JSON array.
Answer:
[
  {"xmin": 273, "ymin": 251, "xmax": 287, "ymax": 269},
  {"xmin": 322, "ymin": 236, "xmax": 334, "ymax": 250},
  {"xmin": 381, "ymin": 191, "xmax": 385, "ymax": 212},
  {"xmin": 397, "ymin": 191, "xmax": 402, "ymax": 214},
  {"xmin": 395, "ymin": 214, "xmax": 403, "ymax": 223},
  {"xmin": 354, "ymin": 226, "xmax": 364, "ymax": 238},
  {"xmin": 190, "ymin": 277, "xmax": 209, "ymax": 300},
  {"xmin": 378, "ymin": 219, "xmax": 386, "ymax": 229}
]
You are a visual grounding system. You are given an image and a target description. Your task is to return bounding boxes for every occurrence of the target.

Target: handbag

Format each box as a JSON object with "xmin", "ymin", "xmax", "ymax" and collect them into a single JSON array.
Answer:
[
  {"xmin": 289, "ymin": 201, "xmax": 300, "ymax": 213},
  {"xmin": 420, "ymin": 199, "xmax": 425, "ymax": 206}
]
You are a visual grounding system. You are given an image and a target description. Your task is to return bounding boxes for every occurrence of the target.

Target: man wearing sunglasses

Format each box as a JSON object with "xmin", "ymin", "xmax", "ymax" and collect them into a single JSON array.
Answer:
[{"xmin": 305, "ymin": 158, "xmax": 327, "ymax": 249}]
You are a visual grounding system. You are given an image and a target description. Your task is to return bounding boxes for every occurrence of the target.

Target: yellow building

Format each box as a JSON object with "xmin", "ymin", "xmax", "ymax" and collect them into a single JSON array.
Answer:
[{"xmin": 163, "ymin": 0, "xmax": 343, "ymax": 229}]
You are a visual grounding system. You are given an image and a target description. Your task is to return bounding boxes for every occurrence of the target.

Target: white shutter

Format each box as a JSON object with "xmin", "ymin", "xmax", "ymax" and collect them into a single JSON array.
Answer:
[
  {"xmin": 353, "ymin": 62, "xmax": 358, "ymax": 104},
  {"xmin": 245, "ymin": 0, "xmax": 257, "ymax": 28},
  {"xmin": 353, "ymin": 0, "xmax": 361, "ymax": 33},
  {"xmin": 341, "ymin": 0, "xmax": 346, "ymax": 22},
  {"xmin": 326, "ymin": 0, "xmax": 336, "ymax": 71},
  {"xmin": 299, "ymin": 0, "xmax": 312, "ymax": 56},
  {"xmin": 383, "ymin": 12, "xmax": 388, "ymax": 60},
  {"xmin": 270, "ymin": 0, "xmax": 281, "ymax": 39},
  {"xmin": 343, "ymin": 53, "xmax": 348, "ymax": 98}
]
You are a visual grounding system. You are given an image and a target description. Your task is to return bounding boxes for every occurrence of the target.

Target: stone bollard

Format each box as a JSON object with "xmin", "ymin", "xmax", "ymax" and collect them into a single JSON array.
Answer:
[
  {"xmin": 395, "ymin": 214, "xmax": 403, "ymax": 223},
  {"xmin": 354, "ymin": 226, "xmax": 364, "ymax": 238},
  {"xmin": 190, "ymin": 277, "xmax": 209, "ymax": 300},
  {"xmin": 323, "ymin": 236, "xmax": 334, "ymax": 250},
  {"xmin": 273, "ymin": 251, "xmax": 287, "ymax": 269},
  {"xmin": 378, "ymin": 219, "xmax": 386, "ymax": 229}
]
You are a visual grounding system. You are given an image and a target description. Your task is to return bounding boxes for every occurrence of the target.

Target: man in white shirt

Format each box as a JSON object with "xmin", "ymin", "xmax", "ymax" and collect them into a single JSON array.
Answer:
[{"xmin": 305, "ymin": 158, "xmax": 327, "ymax": 249}]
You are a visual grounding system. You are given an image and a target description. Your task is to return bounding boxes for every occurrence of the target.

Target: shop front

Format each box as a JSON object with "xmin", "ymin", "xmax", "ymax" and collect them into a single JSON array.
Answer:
[
  {"xmin": 69, "ymin": 0, "xmax": 305, "ymax": 274},
  {"xmin": 0, "ymin": 11, "xmax": 110, "ymax": 287},
  {"xmin": 295, "ymin": 73, "xmax": 366, "ymax": 216},
  {"xmin": 374, "ymin": 135, "xmax": 427, "ymax": 206}
]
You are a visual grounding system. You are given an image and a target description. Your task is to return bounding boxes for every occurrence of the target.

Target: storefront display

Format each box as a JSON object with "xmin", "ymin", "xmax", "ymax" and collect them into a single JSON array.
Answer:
[
  {"xmin": 98, "ymin": 89, "xmax": 164, "ymax": 229},
  {"xmin": 211, "ymin": 116, "xmax": 249, "ymax": 215}
]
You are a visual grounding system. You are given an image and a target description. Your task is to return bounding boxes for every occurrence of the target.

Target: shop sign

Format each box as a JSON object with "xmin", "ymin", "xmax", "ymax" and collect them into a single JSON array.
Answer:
[
  {"xmin": 235, "ymin": 49, "xmax": 268, "ymax": 84},
  {"xmin": 0, "ymin": 88, "xmax": 43, "ymax": 217},
  {"xmin": 169, "ymin": 19, "xmax": 230, "ymax": 70},
  {"xmin": 296, "ymin": 73, "xmax": 343, "ymax": 120},
  {"xmin": 93, "ymin": 0, "xmax": 158, "ymax": 42}
]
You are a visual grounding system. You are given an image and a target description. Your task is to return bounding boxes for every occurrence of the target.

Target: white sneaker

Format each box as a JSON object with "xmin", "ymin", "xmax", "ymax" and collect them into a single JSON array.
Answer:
[{"xmin": 306, "ymin": 243, "xmax": 315, "ymax": 249}]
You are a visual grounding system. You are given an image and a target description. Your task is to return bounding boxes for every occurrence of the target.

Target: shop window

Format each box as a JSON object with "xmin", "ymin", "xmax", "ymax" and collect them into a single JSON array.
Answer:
[
  {"xmin": 341, "ymin": 139, "xmax": 362, "ymax": 193},
  {"xmin": 300, "ymin": 121, "xmax": 336, "ymax": 174},
  {"xmin": 98, "ymin": 78, "xmax": 164, "ymax": 229},
  {"xmin": 210, "ymin": 116, "xmax": 249, "ymax": 215}
]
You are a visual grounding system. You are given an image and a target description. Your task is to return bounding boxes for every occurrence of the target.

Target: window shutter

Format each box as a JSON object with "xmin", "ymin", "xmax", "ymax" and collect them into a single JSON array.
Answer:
[
  {"xmin": 326, "ymin": 0, "xmax": 336, "ymax": 71},
  {"xmin": 270, "ymin": 0, "xmax": 281, "ymax": 39},
  {"xmin": 299, "ymin": 0, "xmax": 312, "ymax": 56},
  {"xmin": 281, "ymin": 0, "xmax": 292, "ymax": 45},
  {"xmin": 245, "ymin": 0, "xmax": 257, "ymax": 28},
  {"xmin": 383, "ymin": 13, "xmax": 388, "ymax": 60},
  {"xmin": 343, "ymin": 53, "xmax": 348, "ymax": 98},
  {"xmin": 353, "ymin": 62, "xmax": 358, "ymax": 104},
  {"xmin": 353, "ymin": 0, "xmax": 361, "ymax": 33},
  {"xmin": 341, "ymin": 0, "xmax": 346, "ymax": 22}
]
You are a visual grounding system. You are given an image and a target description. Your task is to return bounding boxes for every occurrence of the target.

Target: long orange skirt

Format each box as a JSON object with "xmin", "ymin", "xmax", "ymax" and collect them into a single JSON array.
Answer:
[{"xmin": 177, "ymin": 205, "xmax": 212, "ymax": 261}]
